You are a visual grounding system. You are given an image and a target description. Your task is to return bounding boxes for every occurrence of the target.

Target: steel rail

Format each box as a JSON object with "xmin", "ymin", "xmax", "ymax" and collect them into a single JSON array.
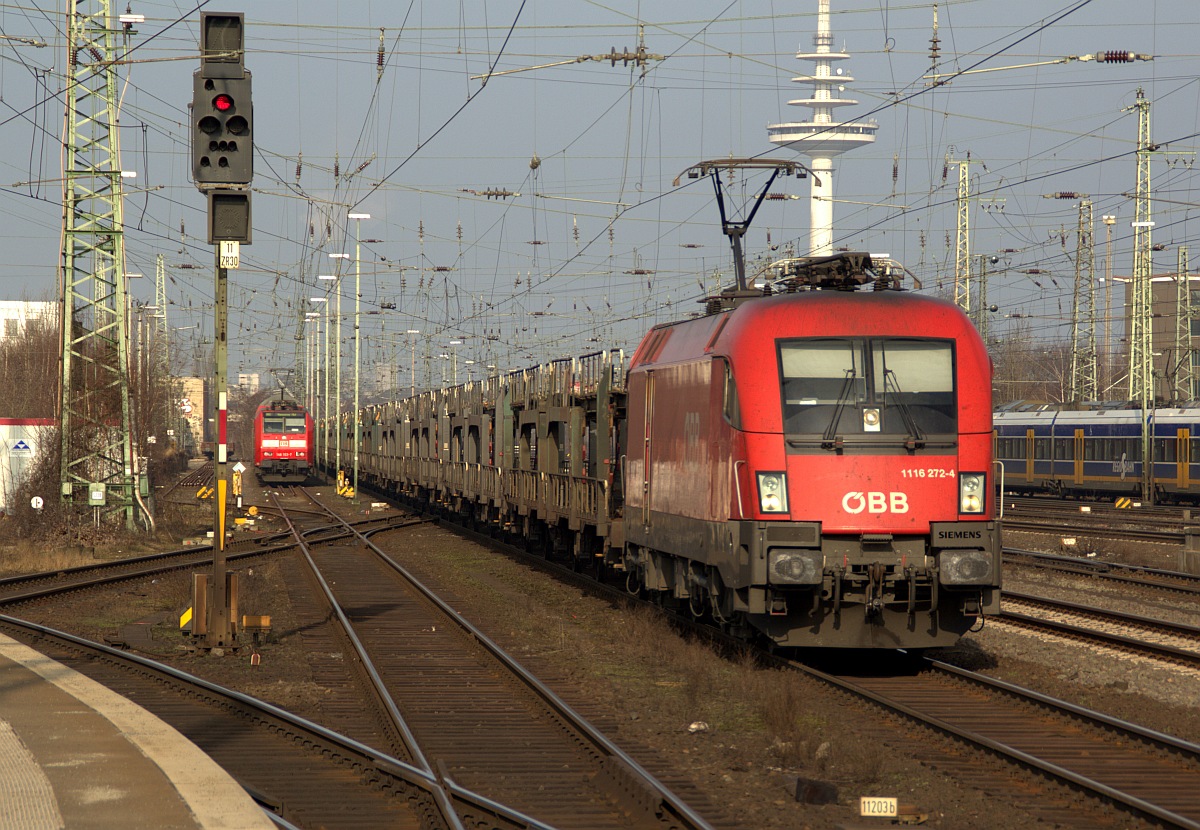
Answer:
[
  {"xmin": 786, "ymin": 655, "xmax": 1200, "ymax": 830},
  {"xmin": 0, "ymin": 514, "xmax": 423, "ymax": 607},
  {"xmin": 999, "ymin": 590, "xmax": 1200, "ymax": 668},
  {"xmin": 0, "ymin": 614, "xmax": 463, "ymax": 830},
  {"xmin": 1004, "ymin": 548, "xmax": 1200, "ymax": 595},
  {"xmin": 270, "ymin": 492, "xmax": 558, "ymax": 830},
  {"xmin": 299, "ymin": 487, "xmax": 717, "ymax": 830}
]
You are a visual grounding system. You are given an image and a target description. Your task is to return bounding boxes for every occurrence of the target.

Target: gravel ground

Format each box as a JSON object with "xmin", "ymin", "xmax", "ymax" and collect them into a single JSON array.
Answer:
[{"xmin": 9, "ymin": 511, "xmax": 1200, "ymax": 829}]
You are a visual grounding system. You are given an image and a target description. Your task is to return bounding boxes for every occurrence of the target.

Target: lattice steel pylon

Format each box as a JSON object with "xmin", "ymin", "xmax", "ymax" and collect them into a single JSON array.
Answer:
[
  {"xmin": 1071, "ymin": 198, "xmax": 1097, "ymax": 402},
  {"xmin": 948, "ymin": 155, "xmax": 978, "ymax": 314},
  {"xmin": 1127, "ymin": 88, "xmax": 1153, "ymax": 408},
  {"xmin": 1125, "ymin": 87, "xmax": 1154, "ymax": 503},
  {"xmin": 1175, "ymin": 246, "xmax": 1193, "ymax": 402},
  {"xmin": 154, "ymin": 254, "xmax": 168, "ymax": 377},
  {"xmin": 59, "ymin": 1, "xmax": 136, "ymax": 528}
]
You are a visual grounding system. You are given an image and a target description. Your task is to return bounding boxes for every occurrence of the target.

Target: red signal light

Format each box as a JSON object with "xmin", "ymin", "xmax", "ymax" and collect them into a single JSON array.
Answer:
[{"xmin": 213, "ymin": 93, "xmax": 234, "ymax": 112}]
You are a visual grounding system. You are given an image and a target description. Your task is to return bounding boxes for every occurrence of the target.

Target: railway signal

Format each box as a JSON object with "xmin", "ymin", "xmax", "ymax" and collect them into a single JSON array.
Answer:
[
  {"xmin": 192, "ymin": 73, "xmax": 253, "ymax": 185},
  {"xmin": 192, "ymin": 12, "xmax": 251, "ymax": 243},
  {"xmin": 188, "ymin": 12, "xmax": 254, "ymax": 652},
  {"xmin": 192, "ymin": 11, "xmax": 252, "ymax": 186}
]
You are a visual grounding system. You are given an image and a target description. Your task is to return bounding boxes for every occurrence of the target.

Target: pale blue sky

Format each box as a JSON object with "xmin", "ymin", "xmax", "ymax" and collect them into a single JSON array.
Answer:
[{"xmin": 1, "ymin": 0, "xmax": 1196, "ymax": 385}]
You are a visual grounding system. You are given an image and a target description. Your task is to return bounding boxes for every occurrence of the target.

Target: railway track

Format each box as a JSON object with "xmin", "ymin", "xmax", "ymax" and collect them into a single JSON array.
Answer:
[
  {"xmin": 158, "ymin": 460, "xmax": 214, "ymax": 504},
  {"xmin": 13, "ymin": 466, "xmax": 1200, "ymax": 828},
  {"xmin": 270, "ymin": 487, "xmax": 719, "ymax": 830},
  {"xmin": 1002, "ymin": 516, "xmax": 1184, "ymax": 544},
  {"xmin": 376, "ymin": 488, "xmax": 1200, "ymax": 828},
  {"xmin": 1004, "ymin": 548, "xmax": 1200, "ymax": 596},
  {"xmin": 0, "ymin": 615, "xmax": 480, "ymax": 829},
  {"xmin": 0, "ymin": 511, "xmax": 418, "ymax": 607},
  {"xmin": 1001, "ymin": 496, "xmax": 1200, "ymax": 543},
  {"xmin": 999, "ymin": 590, "xmax": 1200, "ymax": 670},
  {"xmin": 802, "ymin": 658, "xmax": 1200, "ymax": 829}
]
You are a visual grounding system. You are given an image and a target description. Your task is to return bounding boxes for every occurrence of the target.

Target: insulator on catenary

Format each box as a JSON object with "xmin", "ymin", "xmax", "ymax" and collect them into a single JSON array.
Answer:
[{"xmin": 1096, "ymin": 50, "xmax": 1135, "ymax": 63}]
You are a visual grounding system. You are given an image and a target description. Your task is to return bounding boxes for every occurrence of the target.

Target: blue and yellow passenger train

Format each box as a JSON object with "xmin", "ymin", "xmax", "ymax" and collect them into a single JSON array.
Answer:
[{"xmin": 994, "ymin": 403, "xmax": 1200, "ymax": 500}]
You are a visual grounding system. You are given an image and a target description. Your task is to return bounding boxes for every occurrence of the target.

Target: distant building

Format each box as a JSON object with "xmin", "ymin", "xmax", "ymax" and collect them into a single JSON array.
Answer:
[
  {"xmin": 237, "ymin": 373, "xmax": 261, "ymax": 394},
  {"xmin": 0, "ymin": 301, "xmax": 55, "ymax": 340},
  {"xmin": 178, "ymin": 376, "xmax": 208, "ymax": 453},
  {"xmin": 1120, "ymin": 273, "xmax": 1200, "ymax": 401}
]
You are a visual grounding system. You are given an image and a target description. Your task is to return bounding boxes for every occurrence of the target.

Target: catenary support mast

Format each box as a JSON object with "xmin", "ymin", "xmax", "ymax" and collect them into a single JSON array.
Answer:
[{"xmin": 59, "ymin": 1, "xmax": 136, "ymax": 528}]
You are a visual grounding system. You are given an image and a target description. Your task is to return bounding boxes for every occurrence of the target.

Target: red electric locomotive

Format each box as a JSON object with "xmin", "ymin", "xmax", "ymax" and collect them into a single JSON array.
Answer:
[
  {"xmin": 342, "ymin": 248, "xmax": 999, "ymax": 650},
  {"xmin": 253, "ymin": 399, "xmax": 315, "ymax": 484},
  {"xmin": 621, "ymin": 256, "xmax": 1000, "ymax": 648}
]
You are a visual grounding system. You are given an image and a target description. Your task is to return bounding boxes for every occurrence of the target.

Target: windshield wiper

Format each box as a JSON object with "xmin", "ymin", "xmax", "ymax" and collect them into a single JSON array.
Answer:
[
  {"xmin": 821, "ymin": 369, "xmax": 857, "ymax": 449},
  {"xmin": 884, "ymin": 369, "xmax": 925, "ymax": 450}
]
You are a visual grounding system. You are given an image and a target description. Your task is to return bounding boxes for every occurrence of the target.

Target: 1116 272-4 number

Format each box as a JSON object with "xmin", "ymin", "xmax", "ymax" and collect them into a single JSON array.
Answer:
[{"xmin": 901, "ymin": 468, "xmax": 955, "ymax": 479}]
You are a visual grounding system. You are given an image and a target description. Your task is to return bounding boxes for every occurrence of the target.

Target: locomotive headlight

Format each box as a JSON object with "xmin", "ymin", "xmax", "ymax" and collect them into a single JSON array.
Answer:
[
  {"xmin": 757, "ymin": 472, "xmax": 789, "ymax": 513},
  {"xmin": 862, "ymin": 407, "xmax": 881, "ymax": 432},
  {"xmin": 959, "ymin": 472, "xmax": 986, "ymax": 514},
  {"xmin": 939, "ymin": 549, "xmax": 994, "ymax": 585},
  {"xmin": 768, "ymin": 549, "xmax": 823, "ymax": 585}
]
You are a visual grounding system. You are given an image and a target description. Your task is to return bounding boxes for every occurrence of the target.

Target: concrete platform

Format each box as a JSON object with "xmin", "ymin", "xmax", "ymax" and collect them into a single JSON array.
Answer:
[{"xmin": 0, "ymin": 633, "xmax": 272, "ymax": 830}]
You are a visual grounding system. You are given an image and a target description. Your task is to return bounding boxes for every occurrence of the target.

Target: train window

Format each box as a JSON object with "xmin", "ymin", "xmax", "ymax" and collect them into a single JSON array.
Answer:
[
  {"xmin": 1034, "ymin": 438, "xmax": 1050, "ymax": 460},
  {"xmin": 716, "ymin": 357, "xmax": 742, "ymax": 428},
  {"xmin": 263, "ymin": 414, "xmax": 307, "ymax": 434},
  {"xmin": 778, "ymin": 337, "xmax": 956, "ymax": 441},
  {"xmin": 1155, "ymin": 438, "xmax": 1177, "ymax": 463},
  {"xmin": 1053, "ymin": 439, "xmax": 1073, "ymax": 460},
  {"xmin": 998, "ymin": 437, "xmax": 1020, "ymax": 458},
  {"xmin": 1121, "ymin": 439, "xmax": 1141, "ymax": 462}
]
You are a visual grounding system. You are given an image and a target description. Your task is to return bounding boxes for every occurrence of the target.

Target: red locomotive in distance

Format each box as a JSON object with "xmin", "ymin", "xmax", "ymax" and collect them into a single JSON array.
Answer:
[{"xmin": 253, "ymin": 399, "xmax": 314, "ymax": 484}]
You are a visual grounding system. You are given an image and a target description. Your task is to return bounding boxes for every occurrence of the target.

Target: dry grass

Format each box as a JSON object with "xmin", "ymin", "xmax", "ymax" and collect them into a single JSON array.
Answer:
[{"xmin": 0, "ymin": 541, "xmax": 98, "ymax": 576}]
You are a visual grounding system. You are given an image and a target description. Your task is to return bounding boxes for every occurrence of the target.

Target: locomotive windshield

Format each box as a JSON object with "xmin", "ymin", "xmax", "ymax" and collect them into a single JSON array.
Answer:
[
  {"xmin": 779, "ymin": 338, "xmax": 956, "ymax": 447},
  {"xmin": 263, "ymin": 414, "xmax": 307, "ymax": 434}
]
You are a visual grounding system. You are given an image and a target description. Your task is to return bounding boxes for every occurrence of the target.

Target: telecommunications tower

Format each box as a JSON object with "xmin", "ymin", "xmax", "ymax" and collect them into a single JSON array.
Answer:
[{"xmin": 768, "ymin": 0, "xmax": 877, "ymax": 256}]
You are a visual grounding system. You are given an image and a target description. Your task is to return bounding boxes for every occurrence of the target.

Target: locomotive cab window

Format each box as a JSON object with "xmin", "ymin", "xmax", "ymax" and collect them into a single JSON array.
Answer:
[
  {"xmin": 716, "ymin": 357, "xmax": 741, "ymax": 428},
  {"xmin": 779, "ymin": 337, "xmax": 956, "ymax": 448},
  {"xmin": 263, "ymin": 414, "xmax": 307, "ymax": 434}
]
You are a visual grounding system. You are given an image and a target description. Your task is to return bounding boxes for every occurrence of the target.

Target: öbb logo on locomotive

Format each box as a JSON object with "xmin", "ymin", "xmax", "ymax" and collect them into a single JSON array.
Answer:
[
  {"xmin": 324, "ymin": 252, "xmax": 1001, "ymax": 650},
  {"xmin": 841, "ymin": 491, "xmax": 910, "ymax": 514}
]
